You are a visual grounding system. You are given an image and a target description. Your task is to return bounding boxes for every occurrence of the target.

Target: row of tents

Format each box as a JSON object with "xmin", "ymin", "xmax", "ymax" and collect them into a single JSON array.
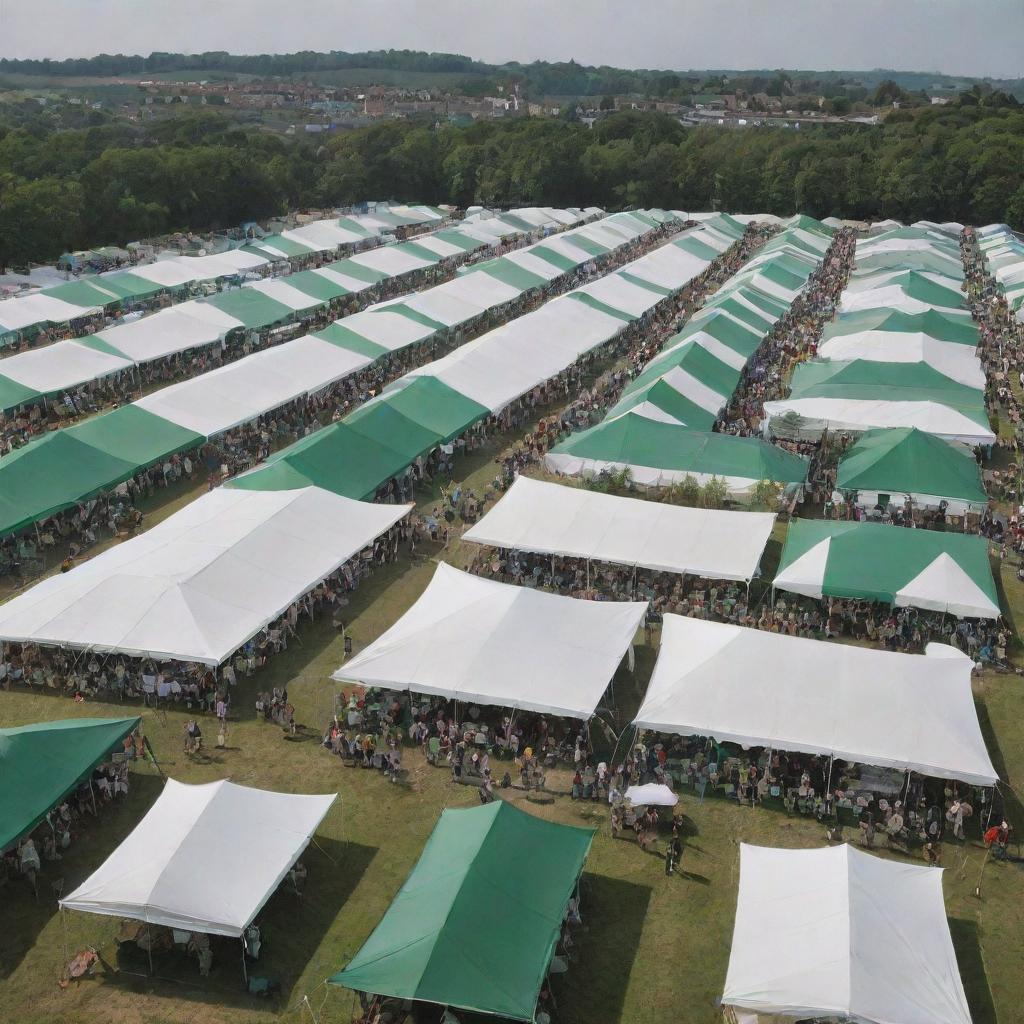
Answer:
[
  {"xmin": 543, "ymin": 214, "xmax": 836, "ymax": 497},
  {"xmin": 0, "ymin": 210, "xmax": 711, "ymax": 664},
  {"xmin": 0, "ymin": 205, "xmax": 452, "ymax": 342},
  {"xmin": 0, "ymin": 712, "xmax": 974, "ymax": 1024},
  {"xmin": 978, "ymin": 222, "xmax": 1024, "ymax": 321},
  {"xmin": 0, "ymin": 207, "xmax": 605, "ymax": 414},
  {"xmin": 0, "ymin": 207, "xmax": 653, "ymax": 538},
  {"xmin": 764, "ymin": 224, "xmax": 996, "ymax": 446}
]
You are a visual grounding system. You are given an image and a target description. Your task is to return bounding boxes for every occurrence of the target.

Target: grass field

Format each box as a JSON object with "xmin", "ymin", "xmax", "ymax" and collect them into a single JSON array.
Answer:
[
  {"xmin": 3, "ymin": 338, "xmax": 1024, "ymax": 1024},
  {"xmin": 3, "ymin": 413, "xmax": 1023, "ymax": 1024}
]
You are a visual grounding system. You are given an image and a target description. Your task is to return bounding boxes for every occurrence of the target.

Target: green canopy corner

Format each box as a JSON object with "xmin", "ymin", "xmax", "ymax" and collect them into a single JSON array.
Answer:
[
  {"xmin": 0, "ymin": 717, "xmax": 141, "ymax": 851},
  {"xmin": 330, "ymin": 801, "xmax": 594, "ymax": 1021}
]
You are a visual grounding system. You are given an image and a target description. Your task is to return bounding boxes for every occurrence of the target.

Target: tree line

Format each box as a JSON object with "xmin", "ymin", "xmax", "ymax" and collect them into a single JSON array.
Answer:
[{"xmin": 1, "ymin": 100, "xmax": 1022, "ymax": 270}]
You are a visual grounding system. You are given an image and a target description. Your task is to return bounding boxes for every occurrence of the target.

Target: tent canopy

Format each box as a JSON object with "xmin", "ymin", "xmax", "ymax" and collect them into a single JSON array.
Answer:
[
  {"xmin": 335, "ymin": 563, "xmax": 645, "ymax": 718},
  {"xmin": 0, "ymin": 487, "xmax": 409, "ymax": 665},
  {"xmin": 774, "ymin": 518, "xmax": 999, "ymax": 618},
  {"xmin": 546, "ymin": 414, "xmax": 809, "ymax": 497},
  {"xmin": 330, "ymin": 801, "xmax": 594, "ymax": 1022},
  {"xmin": 0, "ymin": 717, "xmax": 140, "ymax": 851},
  {"xmin": 723, "ymin": 844, "xmax": 973, "ymax": 1024},
  {"xmin": 635, "ymin": 615, "xmax": 997, "ymax": 785},
  {"xmin": 837, "ymin": 427, "xmax": 988, "ymax": 509},
  {"xmin": 463, "ymin": 476, "xmax": 775, "ymax": 581},
  {"xmin": 61, "ymin": 779, "xmax": 336, "ymax": 937}
]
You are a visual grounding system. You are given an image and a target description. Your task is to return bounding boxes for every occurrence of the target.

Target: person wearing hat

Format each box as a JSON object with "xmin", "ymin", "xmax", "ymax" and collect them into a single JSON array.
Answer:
[{"xmin": 665, "ymin": 823, "xmax": 683, "ymax": 876}]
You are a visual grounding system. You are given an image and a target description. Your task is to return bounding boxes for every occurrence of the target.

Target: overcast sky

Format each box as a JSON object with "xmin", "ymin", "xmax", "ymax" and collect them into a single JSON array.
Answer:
[{"xmin": 1, "ymin": 0, "xmax": 1021, "ymax": 78}]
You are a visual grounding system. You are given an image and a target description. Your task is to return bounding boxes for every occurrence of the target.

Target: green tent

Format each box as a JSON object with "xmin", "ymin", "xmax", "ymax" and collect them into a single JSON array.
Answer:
[
  {"xmin": 676, "ymin": 312, "xmax": 764, "ymax": 360},
  {"xmin": 96, "ymin": 271, "xmax": 169, "ymax": 302},
  {"xmin": 786, "ymin": 214, "xmax": 834, "ymax": 236},
  {"xmin": 326, "ymin": 258, "xmax": 391, "ymax": 285},
  {"xmin": 232, "ymin": 379, "xmax": 489, "ymax": 500},
  {"xmin": 393, "ymin": 240, "xmax": 442, "ymax": 265},
  {"xmin": 568, "ymin": 291, "xmax": 638, "ymax": 323},
  {"xmin": 0, "ymin": 717, "xmax": 141, "ymax": 851},
  {"xmin": 0, "ymin": 406, "xmax": 203, "ymax": 535},
  {"xmin": 824, "ymin": 308, "xmax": 978, "ymax": 346},
  {"xmin": 774, "ymin": 518, "xmax": 999, "ymax": 617},
  {"xmin": 548, "ymin": 415, "xmax": 808, "ymax": 490},
  {"xmin": 0, "ymin": 374, "xmax": 43, "ymax": 413},
  {"xmin": 203, "ymin": 289, "xmax": 300, "ymax": 329},
  {"xmin": 330, "ymin": 801, "xmax": 594, "ymax": 1022},
  {"xmin": 698, "ymin": 296, "xmax": 776, "ymax": 333},
  {"xmin": 42, "ymin": 280, "xmax": 121, "ymax": 309},
  {"xmin": 432, "ymin": 229, "xmax": 486, "ymax": 253},
  {"xmin": 250, "ymin": 234, "xmax": 317, "ymax": 259},
  {"xmin": 836, "ymin": 427, "xmax": 987, "ymax": 507},
  {"xmin": 785, "ymin": 360, "xmax": 990, "ymax": 428},
  {"xmin": 674, "ymin": 235, "xmax": 721, "ymax": 261},
  {"xmin": 846, "ymin": 271, "xmax": 966, "ymax": 310},
  {"xmin": 854, "ymin": 250, "xmax": 964, "ymax": 278},
  {"xmin": 528, "ymin": 246, "xmax": 580, "ymax": 274},
  {"xmin": 313, "ymin": 322, "xmax": 390, "ymax": 360},
  {"xmin": 470, "ymin": 258, "xmax": 546, "ymax": 293},
  {"xmin": 284, "ymin": 269, "xmax": 355, "ymax": 304},
  {"xmin": 561, "ymin": 233, "xmax": 609, "ymax": 258}
]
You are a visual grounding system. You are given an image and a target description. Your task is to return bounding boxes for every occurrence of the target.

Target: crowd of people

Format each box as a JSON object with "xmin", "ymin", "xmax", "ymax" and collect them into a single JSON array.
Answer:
[
  {"xmin": 1, "ymin": 726, "xmax": 142, "ymax": 894},
  {"xmin": 0, "ymin": 217, "xmax": 673, "ymax": 579}
]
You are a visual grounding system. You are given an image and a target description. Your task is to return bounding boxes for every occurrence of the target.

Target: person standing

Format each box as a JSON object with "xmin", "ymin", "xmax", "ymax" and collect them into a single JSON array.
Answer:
[{"xmin": 665, "ymin": 825, "xmax": 683, "ymax": 876}]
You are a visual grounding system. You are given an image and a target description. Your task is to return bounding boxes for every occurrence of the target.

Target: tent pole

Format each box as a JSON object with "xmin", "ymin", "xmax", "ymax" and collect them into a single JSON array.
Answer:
[
  {"xmin": 241, "ymin": 940, "xmax": 248, "ymax": 985},
  {"xmin": 824, "ymin": 755, "xmax": 834, "ymax": 799},
  {"xmin": 88, "ymin": 778, "xmax": 97, "ymax": 817},
  {"xmin": 146, "ymin": 926, "xmax": 153, "ymax": 975}
]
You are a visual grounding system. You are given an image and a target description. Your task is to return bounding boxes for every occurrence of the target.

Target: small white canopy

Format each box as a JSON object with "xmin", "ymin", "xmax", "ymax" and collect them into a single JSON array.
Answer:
[
  {"xmin": 634, "ymin": 615, "xmax": 997, "ymax": 785},
  {"xmin": 335, "ymin": 563, "xmax": 646, "ymax": 719},
  {"xmin": 463, "ymin": 477, "xmax": 774, "ymax": 581},
  {"xmin": 135, "ymin": 334, "xmax": 372, "ymax": 436},
  {"xmin": 0, "ymin": 487, "xmax": 409, "ymax": 665},
  {"xmin": 723, "ymin": 843, "xmax": 972, "ymax": 1024},
  {"xmin": 61, "ymin": 779, "xmax": 336, "ymax": 937},
  {"xmin": 624, "ymin": 784, "xmax": 678, "ymax": 807}
]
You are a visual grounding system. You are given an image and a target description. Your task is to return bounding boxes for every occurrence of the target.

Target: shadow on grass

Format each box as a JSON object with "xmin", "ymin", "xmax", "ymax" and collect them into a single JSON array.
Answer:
[
  {"xmin": 0, "ymin": 770, "xmax": 166, "ymax": 980},
  {"xmin": 949, "ymin": 918, "xmax": 998, "ymax": 1024},
  {"xmin": 559, "ymin": 873, "xmax": 652, "ymax": 1024},
  {"xmin": 974, "ymin": 695, "xmax": 1024, "ymax": 833},
  {"xmin": 94, "ymin": 838, "xmax": 377, "ymax": 1011}
]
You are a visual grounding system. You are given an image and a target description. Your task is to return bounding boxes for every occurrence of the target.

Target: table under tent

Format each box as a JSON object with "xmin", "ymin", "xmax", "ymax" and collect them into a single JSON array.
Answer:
[{"xmin": 330, "ymin": 800, "xmax": 594, "ymax": 1023}]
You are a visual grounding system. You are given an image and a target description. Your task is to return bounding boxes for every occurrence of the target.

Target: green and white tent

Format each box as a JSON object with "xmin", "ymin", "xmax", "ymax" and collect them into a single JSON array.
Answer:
[
  {"xmin": 330, "ymin": 801, "xmax": 594, "ymax": 1022},
  {"xmin": 774, "ymin": 519, "xmax": 999, "ymax": 618},
  {"xmin": 843, "ymin": 270, "xmax": 966, "ymax": 310},
  {"xmin": 545, "ymin": 413, "xmax": 808, "ymax": 499},
  {"xmin": 763, "ymin": 359, "xmax": 995, "ymax": 445},
  {"xmin": 837, "ymin": 427, "xmax": 988, "ymax": 514},
  {"xmin": 0, "ymin": 717, "xmax": 140, "ymax": 852},
  {"xmin": 817, "ymin": 309, "xmax": 983, "ymax": 388}
]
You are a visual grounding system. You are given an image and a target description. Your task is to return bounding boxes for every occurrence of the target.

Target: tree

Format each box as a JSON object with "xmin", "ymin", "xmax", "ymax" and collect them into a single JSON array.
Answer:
[
  {"xmin": 599, "ymin": 95, "xmax": 615, "ymax": 111},
  {"xmin": 0, "ymin": 177, "xmax": 83, "ymax": 271}
]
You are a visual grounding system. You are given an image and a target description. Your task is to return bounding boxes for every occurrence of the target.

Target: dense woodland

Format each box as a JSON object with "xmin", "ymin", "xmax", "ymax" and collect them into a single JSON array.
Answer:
[{"xmin": 1, "ymin": 94, "xmax": 1022, "ymax": 269}]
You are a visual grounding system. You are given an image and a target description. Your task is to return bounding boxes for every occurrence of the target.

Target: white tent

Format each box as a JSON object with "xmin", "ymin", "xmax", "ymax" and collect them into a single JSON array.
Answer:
[
  {"xmin": 0, "ymin": 339, "xmax": 134, "ymax": 395},
  {"xmin": 572, "ymin": 274, "xmax": 665, "ymax": 317},
  {"xmin": 620, "ymin": 244, "xmax": 711, "ymax": 291},
  {"xmin": 135, "ymin": 334, "xmax": 373, "ymax": 436},
  {"xmin": 816, "ymin": 332, "xmax": 985, "ymax": 389},
  {"xmin": 348, "ymin": 245, "xmax": 435, "ymax": 277},
  {"xmin": 624, "ymin": 784, "xmax": 678, "ymax": 807},
  {"xmin": 334, "ymin": 563, "xmax": 646, "ymax": 719},
  {"xmin": 244, "ymin": 278, "xmax": 323, "ymax": 312},
  {"xmin": 839, "ymin": 285, "xmax": 971, "ymax": 318},
  {"xmin": 0, "ymin": 487, "xmax": 409, "ymax": 665},
  {"xmin": 0, "ymin": 293, "xmax": 101, "ymax": 333},
  {"xmin": 329, "ymin": 309, "xmax": 438, "ymax": 351},
  {"xmin": 634, "ymin": 615, "xmax": 997, "ymax": 785},
  {"xmin": 723, "ymin": 843, "xmax": 972, "ymax": 1024},
  {"xmin": 61, "ymin": 779, "xmax": 336, "ymax": 937},
  {"xmin": 92, "ymin": 302, "xmax": 244, "ymax": 363},
  {"xmin": 762, "ymin": 397, "xmax": 997, "ymax": 446},
  {"xmin": 463, "ymin": 477, "xmax": 774, "ymax": 582},
  {"xmin": 398, "ymin": 295, "xmax": 627, "ymax": 414}
]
